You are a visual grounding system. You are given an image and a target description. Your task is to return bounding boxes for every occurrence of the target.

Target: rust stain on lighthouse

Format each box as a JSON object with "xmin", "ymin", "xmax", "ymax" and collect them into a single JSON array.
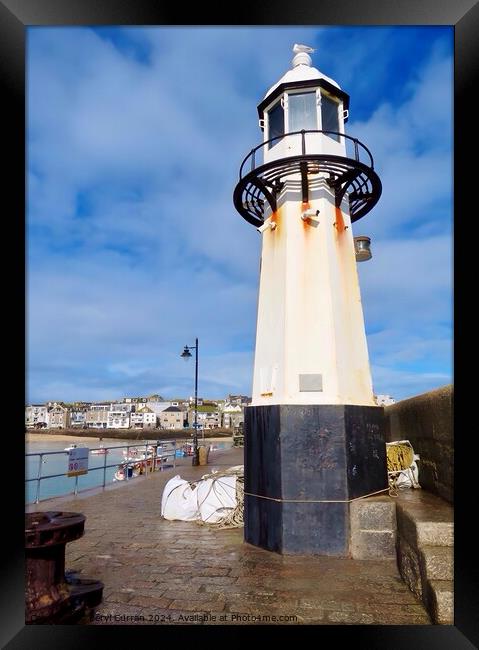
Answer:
[{"xmin": 334, "ymin": 205, "xmax": 346, "ymax": 233}]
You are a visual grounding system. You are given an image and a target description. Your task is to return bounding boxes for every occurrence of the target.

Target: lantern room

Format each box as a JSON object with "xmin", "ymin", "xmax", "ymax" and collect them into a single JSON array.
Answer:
[
  {"xmin": 258, "ymin": 44, "xmax": 350, "ymax": 165},
  {"xmin": 233, "ymin": 45, "xmax": 381, "ymax": 229}
]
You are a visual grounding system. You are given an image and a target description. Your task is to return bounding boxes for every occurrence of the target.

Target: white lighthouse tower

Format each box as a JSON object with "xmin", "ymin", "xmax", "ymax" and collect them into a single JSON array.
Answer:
[
  {"xmin": 235, "ymin": 44, "xmax": 381, "ymax": 408},
  {"xmin": 234, "ymin": 45, "xmax": 387, "ymax": 557}
]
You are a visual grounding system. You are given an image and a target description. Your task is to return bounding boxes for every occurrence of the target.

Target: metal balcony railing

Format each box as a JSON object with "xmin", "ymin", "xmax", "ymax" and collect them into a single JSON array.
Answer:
[
  {"xmin": 238, "ymin": 129, "xmax": 375, "ymax": 180},
  {"xmin": 233, "ymin": 128, "xmax": 381, "ymax": 226}
]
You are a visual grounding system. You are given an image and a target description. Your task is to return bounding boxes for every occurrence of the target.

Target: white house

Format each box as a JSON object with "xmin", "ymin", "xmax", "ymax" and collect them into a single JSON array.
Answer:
[
  {"xmin": 222, "ymin": 404, "xmax": 244, "ymax": 429},
  {"xmin": 130, "ymin": 406, "xmax": 157, "ymax": 429},
  {"xmin": 374, "ymin": 395, "xmax": 396, "ymax": 406},
  {"xmin": 107, "ymin": 403, "xmax": 131, "ymax": 429},
  {"xmin": 25, "ymin": 405, "xmax": 49, "ymax": 429}
]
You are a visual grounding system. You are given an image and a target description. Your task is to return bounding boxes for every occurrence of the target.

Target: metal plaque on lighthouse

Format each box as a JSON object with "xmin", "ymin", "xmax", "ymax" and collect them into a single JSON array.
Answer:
[{"xmin": 233, "ymin": 45, "xmax": 388, "ymax": 556}]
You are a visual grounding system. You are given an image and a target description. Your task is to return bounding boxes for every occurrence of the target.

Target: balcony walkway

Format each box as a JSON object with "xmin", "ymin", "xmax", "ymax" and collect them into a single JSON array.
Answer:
[{"xmin": 27, "ymin": 446, "xmax": 430, "ymax": 625}]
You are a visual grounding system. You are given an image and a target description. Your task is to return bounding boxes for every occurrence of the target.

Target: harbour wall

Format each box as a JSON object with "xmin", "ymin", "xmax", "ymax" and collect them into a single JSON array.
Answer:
[{"xmin": 384, "ymin": 384, "xmax": 453, "ymax": 503}]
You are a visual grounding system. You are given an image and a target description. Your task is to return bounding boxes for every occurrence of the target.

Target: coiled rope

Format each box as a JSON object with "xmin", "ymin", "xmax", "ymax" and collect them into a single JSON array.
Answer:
[
  {"xmin": 386, "ymin": 441, "xmax": 420, "ymax": 494},
  {"xmin": 195, "ymin": 466, "xmax": 245, "ymax": 529}
]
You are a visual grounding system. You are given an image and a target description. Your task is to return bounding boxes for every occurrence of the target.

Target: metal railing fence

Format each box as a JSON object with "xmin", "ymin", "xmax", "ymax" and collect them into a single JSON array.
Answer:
[{"xmin": 25, "ymin": 439, "xmax": 203, "ymax": 504}]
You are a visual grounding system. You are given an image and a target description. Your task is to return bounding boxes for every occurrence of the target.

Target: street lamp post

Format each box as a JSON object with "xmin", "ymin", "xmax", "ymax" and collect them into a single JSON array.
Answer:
[{"xmin": 181, "ymin": 337, "xmax": 199, "ymax": 466}]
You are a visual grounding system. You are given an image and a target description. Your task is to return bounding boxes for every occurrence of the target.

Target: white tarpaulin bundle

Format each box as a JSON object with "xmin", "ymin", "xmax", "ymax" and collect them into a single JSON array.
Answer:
[
  {"xmin": 161, "ymin": 466, "xmax": 244, "ymax": 528},
  {"xmin": 160, "ymin": 475, "xmax": 200, "ymax": 521}
]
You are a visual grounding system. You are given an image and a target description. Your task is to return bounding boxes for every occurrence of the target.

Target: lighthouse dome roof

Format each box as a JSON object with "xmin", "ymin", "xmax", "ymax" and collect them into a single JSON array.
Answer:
[
  {"xmin": 264, "ymin": 64, "xmax": 340, "ymax": 101},
  {"xmin": 256, "ymin": 45, "xmax": 349, "ymax": 123}
]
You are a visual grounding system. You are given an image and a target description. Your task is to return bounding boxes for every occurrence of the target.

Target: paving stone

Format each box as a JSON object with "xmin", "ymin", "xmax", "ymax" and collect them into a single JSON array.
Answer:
[
  {"xmin": 127, "ymin": 594, "xmax": 173, "ymax": 608},
  {"xmin": 327, "ymin": 610, "xmax": 376, "ymax": 624},
  {"xmin": 169, "ymin": 599, "xmax": 226, "ymax": 612},
  {"xmin": 194, "ymin": 567, "xmax": 231, "ymax": 577},
  {"xmin": 190, "ymin": 576, "xmax": 238, "ymax": 585},
  {"xmin": 161, "ymin": 590, "xmax": 222, "ymax": 601},
  {"xmin": 102, "ymin": 592, "xmax": 133, "ymax": 604}
]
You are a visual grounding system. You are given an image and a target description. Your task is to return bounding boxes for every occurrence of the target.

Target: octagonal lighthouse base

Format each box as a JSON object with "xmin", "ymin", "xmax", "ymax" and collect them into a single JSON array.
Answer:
[{"xmin": 244, "ymin": 403, "xmax": 387, "ymax": 556}]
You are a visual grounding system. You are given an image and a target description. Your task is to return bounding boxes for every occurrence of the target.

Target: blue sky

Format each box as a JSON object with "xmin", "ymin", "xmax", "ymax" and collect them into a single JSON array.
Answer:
[{"xmin": 27, "ymin": 26, "xmax": 452, "ymax": 404}]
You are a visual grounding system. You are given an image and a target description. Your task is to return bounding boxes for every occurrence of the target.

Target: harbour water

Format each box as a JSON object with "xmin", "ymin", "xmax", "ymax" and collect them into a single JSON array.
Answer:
[{"xmin": 25, "ymin": 437, "xmax": 232, "ymax": 504}]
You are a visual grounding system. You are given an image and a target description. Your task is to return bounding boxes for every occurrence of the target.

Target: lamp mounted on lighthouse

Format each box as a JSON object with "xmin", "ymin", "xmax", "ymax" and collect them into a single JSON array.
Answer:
[{"xmin": 233, "ymin": 45, "xmax": 388, "ymax": 557}]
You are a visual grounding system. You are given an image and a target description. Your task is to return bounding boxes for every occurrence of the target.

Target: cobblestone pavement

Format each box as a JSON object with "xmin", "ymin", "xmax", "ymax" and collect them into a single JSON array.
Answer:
[{"xmin": 27, "ymin": 447, "xmax": 431, "ymax": 625}]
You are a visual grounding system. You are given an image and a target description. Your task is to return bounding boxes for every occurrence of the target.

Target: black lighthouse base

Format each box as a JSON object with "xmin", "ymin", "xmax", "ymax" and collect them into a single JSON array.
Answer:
[{"xmin": 244, "ymin": 404, "xmax": 388, "ymax": 556}]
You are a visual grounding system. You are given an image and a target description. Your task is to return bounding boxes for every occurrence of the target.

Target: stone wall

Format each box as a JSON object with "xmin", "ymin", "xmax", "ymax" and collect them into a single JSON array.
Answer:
[{"xmin": 384, "ymin": 385, "xmax": 453, "ymax": 503}]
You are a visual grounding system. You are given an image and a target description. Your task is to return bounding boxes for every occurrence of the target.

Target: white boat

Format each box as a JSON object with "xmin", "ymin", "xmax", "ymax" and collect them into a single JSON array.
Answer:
[
  {"xmin": 91, "ymin": 445, "xmax": 108, "ymax": 455},
  {"xmin": 64, "ymin": 443, "xmax": 87, "ymax": 452},
  {"xmin": 113, "ymin": 462, "xmax": 140, "ymax": 481}
]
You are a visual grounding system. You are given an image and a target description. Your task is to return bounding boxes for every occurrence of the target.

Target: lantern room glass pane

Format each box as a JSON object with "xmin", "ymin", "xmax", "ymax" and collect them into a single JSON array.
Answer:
[
  {"xmin": 267, "ymin": 101, "xmax": 284, "ymax": 148},
  {"xmin": 288, "ymin": 92, "xmax": 317, "ymax": 133},
  {"xmin": 321, "ymin": 94, "xmax": 340, "ymax": 141}
]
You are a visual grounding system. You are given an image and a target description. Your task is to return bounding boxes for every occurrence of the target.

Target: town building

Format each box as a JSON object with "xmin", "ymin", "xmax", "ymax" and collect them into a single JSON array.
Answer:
[
  {"xmin": 25, "ymin": 393, "xmax": 253, "ymax": 431},
  {"xmin": 130, "ymin": 405, "xmax": 157, "ymax": 429},
  {"xmin": 226, "ymin": 394, "xmax": 252, "ymax": 406},
  {"xmin": 86, "ymin": 404, "xmax": 109, "ymax": 428},
  {"xmin": 222, "ymin": 404, "xmax": 244, "ymax": 429},
  {"xmin": 107, "ymin": 403, "xmax": 132, "ymax": 429},
  {"xmin": 375, "ymin": 394, "xmax": 396, "ymax": 406},
  {"xmin": 69, "ymin": 403, "xmax": 91, "ymax": 428},
  {"xmin": 144, "ymin": 400, "xmax": 173, "ymax": 417},
  {"xmin": 188, "ymin": 403, "xmax": 221, "ymax": 429},
  {"xmin": 47, "ymin": 403, "xmax": 70, "ymax": 429},
  {"xmin": 159, "ymin": 406, "xmax": 184, "ymax": 429},
  {"xmin": 25, "ymin": 405, "xmax": 49, "ymax": 429},
  {"xmin": 123, "ymin": 396, "xmax": 149, "ymax": 406}
]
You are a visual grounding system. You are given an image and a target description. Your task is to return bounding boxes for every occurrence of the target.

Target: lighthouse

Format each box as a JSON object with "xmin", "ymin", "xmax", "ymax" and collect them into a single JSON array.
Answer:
[{"xmin": 233, "ymin": 45, "xmax": 388, "ymax": 556}]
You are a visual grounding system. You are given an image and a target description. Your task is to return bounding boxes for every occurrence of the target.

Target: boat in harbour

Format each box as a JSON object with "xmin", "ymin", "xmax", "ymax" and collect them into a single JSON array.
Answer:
[
  {"xmin": 113, "ymin": 461, "xmax": 141, "ymax": 481},
  {"xmin": 91, "ymin": 445, "xmax": 108, "ymax": 455},
  {"xmin": 113, "ymin": 452, "xmax": 170, "ymax": 481},
  {"xmin": 64, "ymin": 443, "xmax": 87, "ymax": 452}
]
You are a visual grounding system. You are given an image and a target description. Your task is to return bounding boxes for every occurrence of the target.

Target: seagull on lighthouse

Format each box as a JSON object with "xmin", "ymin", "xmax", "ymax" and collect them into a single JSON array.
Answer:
[
  {"xmin": 293, "ymin": 43, "xmax": 315, "ymax": 53},
  {"xmin": 291, "ymin": 44, "xmax": 315, "ymax": 67}
]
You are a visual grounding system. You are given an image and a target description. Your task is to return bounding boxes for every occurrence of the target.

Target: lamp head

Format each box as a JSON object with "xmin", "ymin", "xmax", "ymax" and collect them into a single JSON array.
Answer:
[
  {"xmin": 181, "ymin": 346, "xmax": 192, "ymax": 360},
  {"xmin": 354, "ymin": 236, "xmax": 372, "ymax": 262}
]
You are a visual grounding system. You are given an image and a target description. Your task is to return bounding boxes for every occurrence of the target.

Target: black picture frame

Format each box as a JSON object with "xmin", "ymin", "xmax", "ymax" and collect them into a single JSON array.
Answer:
[{"xmin": 2, "ymin": 0, "xmax": 474, "ymax": 647}]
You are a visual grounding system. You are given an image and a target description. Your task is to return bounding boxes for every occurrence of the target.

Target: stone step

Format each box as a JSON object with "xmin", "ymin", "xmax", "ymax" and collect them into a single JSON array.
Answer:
[
  {"xmin": 420, "ymin": 546, "xmax": 454, "ymax": 581},
  {"xmin": 425, "ymin": 579, "xmax": 454, "ymax": 625},
  {"xmin": 394, "ymin": 490, "xmax": 454, "ymax": 625},
  {"xmin": 395, "ymin": 490, "xmax": 453, "ymax": 548},
  {"xmin": 350, "ymin": 496, "xmax": 397, "ymax": 560}
]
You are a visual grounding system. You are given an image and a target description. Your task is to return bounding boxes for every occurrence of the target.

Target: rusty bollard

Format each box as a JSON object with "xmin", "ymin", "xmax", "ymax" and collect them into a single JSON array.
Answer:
[{"xmin": 26, "ymin": 511, "xmax": 103, "ymax": 624}]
